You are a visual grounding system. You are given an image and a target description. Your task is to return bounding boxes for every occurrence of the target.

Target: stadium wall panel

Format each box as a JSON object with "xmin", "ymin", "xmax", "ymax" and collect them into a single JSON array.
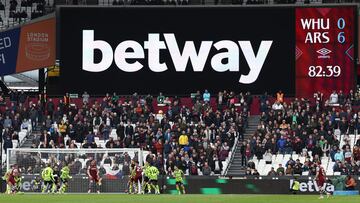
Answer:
[{"xmin": 2, "ymin": 175, "xmax": 359, "ymax": 194}]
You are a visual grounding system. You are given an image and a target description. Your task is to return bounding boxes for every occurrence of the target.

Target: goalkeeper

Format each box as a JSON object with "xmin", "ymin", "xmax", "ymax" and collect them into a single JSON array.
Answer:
[
  {"xmin": 41, "ymin": 163, "xmax": 55, "ymax": 193},
  {"xmin": 173, "ymin": 166, "xmax": 186, "ymax": 195},
  {"xmin": 59, "ymin": 163, "xmax": 72, "ymax": 193},
  {"xmin": 148, "ymin": 164, "xmax": 160, "ymax": 194}
]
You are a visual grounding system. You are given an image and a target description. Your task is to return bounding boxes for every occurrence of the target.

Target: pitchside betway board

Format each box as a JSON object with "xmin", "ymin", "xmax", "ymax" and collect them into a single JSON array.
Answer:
[{"xmin": 57, "ymin": 6, "xmax": 357, "ymax": 96}]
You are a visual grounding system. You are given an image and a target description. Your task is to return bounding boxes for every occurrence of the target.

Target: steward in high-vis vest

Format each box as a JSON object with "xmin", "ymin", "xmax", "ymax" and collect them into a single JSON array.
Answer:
[{"xmin": 291, "ymin": 177, "xmax": 300, "ymax": 194}]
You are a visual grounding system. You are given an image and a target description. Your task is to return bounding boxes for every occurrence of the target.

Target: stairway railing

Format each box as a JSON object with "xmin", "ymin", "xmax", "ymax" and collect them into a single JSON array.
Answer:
[{"xmin": 223, "ymin": 134, "xmax": 239, "ymax": 176}]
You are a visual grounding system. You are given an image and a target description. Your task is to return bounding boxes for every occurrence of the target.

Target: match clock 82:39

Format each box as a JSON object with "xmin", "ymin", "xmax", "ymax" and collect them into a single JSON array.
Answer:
[{"xmin": 308, "ymin": 65, "xmax": 341, "ymax": 78}]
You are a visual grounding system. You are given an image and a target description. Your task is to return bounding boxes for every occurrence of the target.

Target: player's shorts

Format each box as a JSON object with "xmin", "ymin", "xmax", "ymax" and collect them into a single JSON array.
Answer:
[
  {"xmin": 7, "ymin": 176, "xmax": 16, "ymax": 185},
  {"xmin": 90, "ymin": 176, "xmax": 100, "ymax": 183},
  {"xmin": 134, "ymin": 176, "xmax": 142, "ymax": 183},
  {"xmin": 53, "ymin": 177, "xmax": 60, "ymax": 184},
  {"xmin": 150, "ymin": 179, "xmax": 157, "ymax": 184},
  {"xmin": 317, "ymin": 179, "xmax": 325, "ymax": 188},
  {"xmin": 44, "ymin": 180, "xmax": 53, "ymax": 185},
  {"xmin": 61, "ymin": 178, "xmax": 68, "ymax": 184},
  {"xmin": 143, "ymin": 176, "xmax": 149, "ymax": 182},
  {"xmin": 176, "ymin": 181, "xmax": 183, "ymax": 186}
]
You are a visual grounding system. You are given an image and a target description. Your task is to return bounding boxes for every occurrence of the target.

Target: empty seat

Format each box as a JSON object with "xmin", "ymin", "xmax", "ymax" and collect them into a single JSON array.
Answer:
[
  {"xmin": 258, "ymin": 160, "xmax": 265, "ymax": 172},
  {"xmin": 272, "ymin": 154, "xmax": 276, "ymax": 163},
  {"xmin": 261, "ymin": 164, "xmax": 272, "ymax": 176},
  {"xmin": 275, "ymin": 154, "xmax": 283, "ymax": 164}
]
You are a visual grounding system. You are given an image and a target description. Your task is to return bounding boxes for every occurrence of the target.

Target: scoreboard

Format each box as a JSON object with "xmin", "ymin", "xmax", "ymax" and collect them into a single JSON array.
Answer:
[
  {"xmin": 55, "ymin": 6, "xmax": 357, "ymax": 96},
  {"xmin": 295, "ymin": 7, "xmax": 356, "ymax": 97}
]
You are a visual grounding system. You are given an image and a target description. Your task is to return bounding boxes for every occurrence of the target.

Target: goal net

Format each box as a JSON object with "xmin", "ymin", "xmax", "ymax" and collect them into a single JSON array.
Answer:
[{"xmin": 6, "ymin": 148, "xmax": 145, "ymax": 193}]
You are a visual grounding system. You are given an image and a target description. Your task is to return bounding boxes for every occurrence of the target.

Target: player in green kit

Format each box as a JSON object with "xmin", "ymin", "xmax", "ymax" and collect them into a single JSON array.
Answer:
[
  {"xmin": 141, "ymin": 162, "xmax": 151, "ymax": 194},
  {"xmin": 173, "ymin": 166, "xmax": 186, "ymax": 195},
  {"xmin": 41, "ymin": 163, "xmax": 54, "ymax": 193},
  {"xmin": 59, "ymin": 163, "xmax": 72, "ymax": 193},
  {"xmin": 148, "ymin": 165, "xmax": 160, "ymax": 194}
]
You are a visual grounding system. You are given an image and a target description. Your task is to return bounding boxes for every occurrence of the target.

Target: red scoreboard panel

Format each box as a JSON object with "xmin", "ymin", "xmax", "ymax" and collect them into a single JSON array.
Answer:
[{"xmin": 296, "ymin": 7, "xmax": 356, "ymax": 98}]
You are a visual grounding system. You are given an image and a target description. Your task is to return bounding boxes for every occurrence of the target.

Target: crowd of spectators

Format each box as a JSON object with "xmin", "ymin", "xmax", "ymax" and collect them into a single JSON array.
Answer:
[
  {"xmin": 242, "ymin": 90, "xmax": 360, "ymax": 177},
  {"xmin": 2, "ymin": 89, "xmax": 250, "ymax": 176}
]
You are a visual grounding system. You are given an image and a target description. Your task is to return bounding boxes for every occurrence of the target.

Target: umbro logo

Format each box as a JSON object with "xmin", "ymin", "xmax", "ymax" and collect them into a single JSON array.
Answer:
[{"xmin": 316, "ymin": 48, "xmax": 331, "ymax": 59}]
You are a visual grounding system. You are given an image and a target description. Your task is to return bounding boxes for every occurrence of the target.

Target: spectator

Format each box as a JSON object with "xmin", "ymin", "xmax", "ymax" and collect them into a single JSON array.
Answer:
[
  {"xmin": 345, "ymin": 175, "xmax": 357, "ymax": 190},
  {"xmin": 252, "ymin": 169, "xmax": 260, "ymax": 177},
  {"xmin": 86, "ymin": 131, "xmax": 95, "ymax": 144},
  {"xmin": 276, "ymin": 90, "xmax": 284, "ymax": 103},
  {"xmin": 202, "ymin": 162, "xmax": 211, "ymax": 176},
  {"xmin": 203, "ymin": 89, "xmax": 210, "ymax": 103},
  {"xmin": 46, "ymin": 99, "xmax": 55, "ymax": 118},
  {"xmin": 277, "ymin": 164, "xmax": 285, "ymax": 175},
  {"xmin": 157, "ymin": 92, "xmax": 165, "ymax": 104},
  {"xmin": 82, "ymin": 91, "xmax": 90, "ymax": 104},
  {"xmin": 272, "ymin": 101, "xmax": 283, "ymax": 111},
  {"xmin": 329, "ymin": 91, "xmax": 339, "ymax": 104},
  {"xmin": 277, "ymin": 135, "xmax": 286, "ymax": 154},
  {"xmin": 293, "ymin": 164, "xmax": 302, "ymax": 175},
  {"xmin": 18, "ymin": 90, "xmax": 27, "ymax": 104},
  {"xmin": 334, "ymin": 149, "xmax": 345, "ymax": 162},
  {"xmin": 3, "ymin": 135, "xmax": 13, "ymax": 154},
  {"xmin": 285, "ymin": 165, "xmax": 293, "ymax": 176},
  {"xmin": 264, "ymin": 149, "xmax": 272, "ymax": 164},
  {"xmin": 179, "ymin": 132, "xmax": 189, "ymax": 147},
  {"xmin": 268, "ymin": 167, "xmax": 277, "ymax": 176}
]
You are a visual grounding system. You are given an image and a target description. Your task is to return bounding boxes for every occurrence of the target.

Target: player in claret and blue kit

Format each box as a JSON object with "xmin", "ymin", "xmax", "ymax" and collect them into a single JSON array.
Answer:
[
  {"xmin": 87, "ymin": 160, "xmax": 102, "ymax": 194},
  {"xmin": 3, "ymin": 165, "xmax": 22, "ymax": 194},
  {"xmin": 315, "ymin": 161, "xmax": 331, "ymax": 199}
]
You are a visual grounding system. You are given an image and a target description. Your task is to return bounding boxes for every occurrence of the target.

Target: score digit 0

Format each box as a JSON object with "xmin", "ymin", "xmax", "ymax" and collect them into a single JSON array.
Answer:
[{"xmin": 337, "ymin": 18, "xmax": 345, "ymax": 44}]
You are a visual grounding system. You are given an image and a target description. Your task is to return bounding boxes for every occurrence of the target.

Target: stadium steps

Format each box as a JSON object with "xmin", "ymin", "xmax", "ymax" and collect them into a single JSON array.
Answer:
[
  {"xmin": 225, "ymin": 115, "xmax": 260, "ymax": 176},
  {"xmin": 19, "ymin": 126, "xmax": 42, "ymax": 148}
]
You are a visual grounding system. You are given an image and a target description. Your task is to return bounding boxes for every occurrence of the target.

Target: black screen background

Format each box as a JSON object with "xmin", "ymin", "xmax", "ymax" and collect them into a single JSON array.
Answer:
[{"xmin": 54, "ymin": 6, "xmax": 295, "ymax": 95}]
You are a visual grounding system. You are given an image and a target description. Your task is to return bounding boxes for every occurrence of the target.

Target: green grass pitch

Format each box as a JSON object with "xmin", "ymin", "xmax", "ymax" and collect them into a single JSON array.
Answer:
[{"xmin": 0, "ymin": 194, "xmax": 360, "ymax": 203}]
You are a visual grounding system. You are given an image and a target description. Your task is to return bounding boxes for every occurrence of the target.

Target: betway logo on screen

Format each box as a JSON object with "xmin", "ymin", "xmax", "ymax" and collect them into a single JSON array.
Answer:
[{"xmin": 82, "ymin": 30, "xmax": 273, "ymax": 84}]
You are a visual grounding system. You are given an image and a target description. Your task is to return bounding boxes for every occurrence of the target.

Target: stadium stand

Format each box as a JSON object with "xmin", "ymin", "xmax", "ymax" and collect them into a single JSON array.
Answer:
[
  {"xmin": 230, "ymin": 90, "xmax": 360, "ymax": 177},
  {"xmin": 0, "ymin": 0, "xmax": 54, "ymax": 29},
  {"xmin": 1, "ymin": 90, "xmax": 251, "ymax": 176},
  {"xmin": 3, "ymin": 89, "xmax": 360, "ymax": 178}
]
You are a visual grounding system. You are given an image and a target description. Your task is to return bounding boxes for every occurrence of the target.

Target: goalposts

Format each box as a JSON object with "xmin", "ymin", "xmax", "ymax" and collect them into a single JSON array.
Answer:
[{"xmin": 6, "ymin": 148, "xmax": 145, "ymax": 193}]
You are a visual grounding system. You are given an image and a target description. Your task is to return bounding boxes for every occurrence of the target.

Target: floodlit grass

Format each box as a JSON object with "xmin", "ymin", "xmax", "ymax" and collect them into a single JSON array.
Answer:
[{"xmin": 0, "ymin": 194, "xmax": 359, "ymax": 203}]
